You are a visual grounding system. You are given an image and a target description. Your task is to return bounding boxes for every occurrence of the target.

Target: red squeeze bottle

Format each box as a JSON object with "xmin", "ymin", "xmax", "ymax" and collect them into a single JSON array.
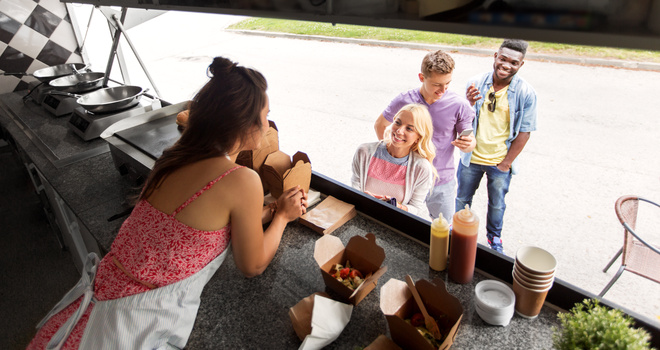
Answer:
[{"xmin": 448, "ymin": 204, "xmax": 480, "ymax": 284}]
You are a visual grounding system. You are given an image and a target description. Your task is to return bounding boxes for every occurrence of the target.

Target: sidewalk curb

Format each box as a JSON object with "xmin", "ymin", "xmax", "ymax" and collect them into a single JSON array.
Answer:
[{"xmin": 230, "ymin": 29, "xmax": 660, "ymax": 72}]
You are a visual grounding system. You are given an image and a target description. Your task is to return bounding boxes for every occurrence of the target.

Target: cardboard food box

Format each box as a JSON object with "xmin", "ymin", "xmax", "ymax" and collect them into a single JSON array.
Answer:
[
  {"xmin": 289, "ymin": 292, "xmax": 331, "ymax": 341},
  {"xmin": 261, "ymin": 150, "xmax": 311, "ymax": 198},
  {"xmin": 380, "ymin": 278, "xmax": 463, "ymax": 350},
  {"xmin": 365, "ymin": 335, "xmax": 402, "ymax": 350},
  {"xmin": 299, "ymin": 195, "xmax": 357, "ymax": 235},
  {"xmin": 314, "ymin": 233, "xmax": 388, "ymax": 305},
  {"xmin": 236, "ymin": 120, "xmax": 279, "ymax": 173}
]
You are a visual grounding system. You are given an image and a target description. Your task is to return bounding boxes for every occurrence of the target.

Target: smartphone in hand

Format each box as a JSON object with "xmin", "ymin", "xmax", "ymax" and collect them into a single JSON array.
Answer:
[{"xmin": 459, "ymin": 129, "xmax": 474, "ymax": 139}]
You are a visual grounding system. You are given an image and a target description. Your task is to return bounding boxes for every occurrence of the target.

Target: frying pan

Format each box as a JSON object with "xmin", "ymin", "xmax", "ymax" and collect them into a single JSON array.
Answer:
[
  {"xmin": 1, "ymin": 63, "xmax": 89, "ymax": 83},
  {"xmin": 51, "ymin": 86, "xmax": 148, "ymax": 114},
  {"xmin": 48, "ymin": 72, "xmax": 105, "ymax": 93}
]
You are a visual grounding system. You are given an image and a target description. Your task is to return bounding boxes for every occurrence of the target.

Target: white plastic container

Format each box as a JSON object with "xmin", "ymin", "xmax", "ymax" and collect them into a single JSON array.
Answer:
[{"xmin": 474, "ymin": 280, "xmax": 515, "ymax": 326}]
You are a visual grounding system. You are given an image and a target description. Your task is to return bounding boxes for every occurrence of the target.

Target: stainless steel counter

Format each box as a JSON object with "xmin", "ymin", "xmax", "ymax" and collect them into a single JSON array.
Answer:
[{"xmin": 0, "ymin": 92, "xmax": 110, "ymax": 168}]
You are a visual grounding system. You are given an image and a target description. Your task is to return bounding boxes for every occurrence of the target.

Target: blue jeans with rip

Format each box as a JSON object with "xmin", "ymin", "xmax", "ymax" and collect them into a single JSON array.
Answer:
[{"xmin": 455, "ymin": 162, "xmax": 512, "ymax": 242}]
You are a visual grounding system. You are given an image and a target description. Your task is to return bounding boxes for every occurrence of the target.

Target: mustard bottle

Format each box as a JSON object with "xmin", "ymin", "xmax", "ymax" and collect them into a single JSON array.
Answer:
[{"xmin": 429, "ymin": 215, "xmax": 450, "ymax": 271}]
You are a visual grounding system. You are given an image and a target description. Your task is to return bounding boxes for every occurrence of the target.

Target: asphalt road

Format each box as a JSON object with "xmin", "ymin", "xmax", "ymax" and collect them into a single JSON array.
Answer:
[{"xmin": 74, "ymin": 9, "xmax": 660, "ymax": 324}]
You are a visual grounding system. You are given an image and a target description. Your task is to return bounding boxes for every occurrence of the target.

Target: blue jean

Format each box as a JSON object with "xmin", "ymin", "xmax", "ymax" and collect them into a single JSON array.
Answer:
[
  {"xmin": 426, "ymin": 179, "xmax": 456, "ymax": 222},
  {"xmin": 456, "ymin": 162, "xmax": 512, "ymax": 241}
]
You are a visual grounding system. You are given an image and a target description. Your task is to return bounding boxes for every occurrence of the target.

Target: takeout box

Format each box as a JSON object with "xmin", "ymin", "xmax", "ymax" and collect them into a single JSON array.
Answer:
[
  {"xmin": 289, "ymin": 292, "xmax": 331, "ymax": 341},
  {"xmin": 261, "ymin": 150, "xmax": 311, "ymax": 198},
  {"xmin": 299, "ymin": 195, "xmax": 357, "ymax": 235},
  {"xmin": 314, "ymin": 233, "xmax": 388, "ymax": 305},
  {"xmin": 380, "ymin": 278, "xmax": 463, "ymax": 350},
  {"xmin": 365, "ymin": 335, "xmax": 402, "ymax": 350},
  {"xmin": 236, "ymin": 120, "xmax": 279, "ymax": 173}
]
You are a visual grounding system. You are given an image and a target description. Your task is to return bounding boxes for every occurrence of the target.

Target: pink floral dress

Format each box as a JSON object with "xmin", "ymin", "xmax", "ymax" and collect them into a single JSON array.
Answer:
[{"xmin": 28, "ymin": 166, "xmax": 242, "ymax": 349}]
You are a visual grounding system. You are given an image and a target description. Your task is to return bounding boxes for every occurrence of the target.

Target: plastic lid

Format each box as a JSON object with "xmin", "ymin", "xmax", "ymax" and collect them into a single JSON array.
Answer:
[
  {"xmin": 454, "ymin": 204, "xmax": 478, "ymax": 224},
  {"xmin": 431, "ymin": 215, "xmax": 449, "ymax": 231}
]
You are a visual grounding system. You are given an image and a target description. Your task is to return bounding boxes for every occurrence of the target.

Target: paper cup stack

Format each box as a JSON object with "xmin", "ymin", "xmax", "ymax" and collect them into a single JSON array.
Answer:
[{"xmin": 512, "ymin": 246, "xmax": 557, "ymax": 319}]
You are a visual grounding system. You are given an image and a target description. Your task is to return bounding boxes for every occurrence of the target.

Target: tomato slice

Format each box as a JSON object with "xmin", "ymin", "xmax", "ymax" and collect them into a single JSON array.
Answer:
[
  {"xmin": 349, "ymin": 269, "xmax": 363, "ymax": 279},
  {"xmin": 339, "ymin": 267, "xmax": 350, "ymax": 279},
  {"xmin": 411, "ymin": 312, "xmax": 425, "ymax": 327}
]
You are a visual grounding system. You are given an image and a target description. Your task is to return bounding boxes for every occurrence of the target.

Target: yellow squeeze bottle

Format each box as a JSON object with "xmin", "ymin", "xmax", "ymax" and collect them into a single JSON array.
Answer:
[{"xmin": 429, "ymin": 215, "xmax": 450, "ymax": 271}]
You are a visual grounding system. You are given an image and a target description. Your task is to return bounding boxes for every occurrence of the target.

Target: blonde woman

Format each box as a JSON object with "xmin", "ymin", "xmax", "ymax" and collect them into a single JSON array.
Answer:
[{"xmin": 352, "ymin": 103, "xmax": 437, "ymax": 215}]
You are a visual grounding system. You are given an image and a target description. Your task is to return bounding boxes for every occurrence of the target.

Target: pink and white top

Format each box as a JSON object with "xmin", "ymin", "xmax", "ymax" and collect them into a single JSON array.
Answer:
[
  {"xmin": 365, "ymin": 142, "xmax": 408, "ymax": 203},
  {"xmin": 28, "ymin": 166, "xmax": 241, "ymax": 349}
]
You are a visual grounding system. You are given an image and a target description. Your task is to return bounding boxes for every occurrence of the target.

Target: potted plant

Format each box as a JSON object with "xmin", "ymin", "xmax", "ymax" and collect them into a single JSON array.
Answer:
[{"xmin": 552, "ymin": 299, "xmax": 653, "ymax": 350}]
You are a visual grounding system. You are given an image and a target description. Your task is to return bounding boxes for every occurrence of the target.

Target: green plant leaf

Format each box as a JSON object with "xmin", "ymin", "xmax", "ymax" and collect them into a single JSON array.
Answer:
[{"xmin": 552, "ymin": 299, "xmax": 653, "ymax": 350}]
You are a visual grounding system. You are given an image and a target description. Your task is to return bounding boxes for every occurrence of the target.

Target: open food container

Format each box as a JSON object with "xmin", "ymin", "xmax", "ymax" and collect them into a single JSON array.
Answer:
[
  {"xmin": 380, "ymin": 278, "xmax": 463, "ymax": 350},
  {"xmin": 261, "ymin": 150, "xmax": 311, "ymax": 198},
  {"xmin": 289, "ymin": 292, "xmax": 354, "ymax": 349},
  {"xmin": 314, "ymin": 233, "xmax": 388, "ymax": 305},
  {"xmin": 289, "ymin": 292, "xmax": 331, "ymax": 341},
  {"xmin": 236, "ymin": 120, "xmax": 279, "ymax": 175},
  {"xmin": 365, "ymin": 334, "xmax": 402, "ymax": 349}
]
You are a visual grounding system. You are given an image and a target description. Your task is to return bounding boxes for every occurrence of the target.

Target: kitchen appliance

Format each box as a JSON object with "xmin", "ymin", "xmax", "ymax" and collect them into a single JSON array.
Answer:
[
  {"xmin": 42, "ymin": 92, "xmax": 84, "ymax": 117},
  {"xmin": 103, "ymin": 101, "xmax": 187, "ymax": 182},
  {"xmin": 26, "ymin": 78, "xmax": 90, "ymax": 116},
  {"xmin": 69, "ymin": 96, "xmax": 160, "ymax": 141},
  {"xmin": 26, "ymin": 83, "xmax": 56, "ymax": 106},
  {"xmin": 8, "ymin": 64, "xmax": 92, "ymax": 110},
  {"xmin": 40, "ymin": 78, "xmax": 140, "ymax": 117},
  {"xmin": 49, "ymin": 72, "xmax": 106, "ymax": 93},
  {"xmin": 52, "ymin": 85, "xmax": 148, "ymax": 114},
  {"xmin": 1, "ymin": 63, "xmax": 89, "ymax": 83}
]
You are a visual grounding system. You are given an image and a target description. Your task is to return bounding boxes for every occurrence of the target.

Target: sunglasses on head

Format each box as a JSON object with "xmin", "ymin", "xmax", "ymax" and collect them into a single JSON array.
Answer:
[{"xmin": 487, "ymin": 92, "xmax": 496, "ymax": 112}]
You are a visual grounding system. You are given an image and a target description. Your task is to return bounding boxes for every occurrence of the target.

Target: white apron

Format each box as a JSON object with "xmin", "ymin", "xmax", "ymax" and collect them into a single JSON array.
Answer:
[{"xmin": 37, "ymin": 244, "xmax": 230, "ymax": 350}]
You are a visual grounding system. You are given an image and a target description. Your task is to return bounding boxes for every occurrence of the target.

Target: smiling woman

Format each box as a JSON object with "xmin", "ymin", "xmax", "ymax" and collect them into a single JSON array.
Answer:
[{"xmin": 351, "ymin": 104, "xmax": 436, "ymax": 215}]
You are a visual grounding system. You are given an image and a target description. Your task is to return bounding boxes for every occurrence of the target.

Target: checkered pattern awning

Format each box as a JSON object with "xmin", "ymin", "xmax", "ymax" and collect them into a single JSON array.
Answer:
[{"xmin": 0, "ymin": 0, "xmax": 83, "ymax": 94}]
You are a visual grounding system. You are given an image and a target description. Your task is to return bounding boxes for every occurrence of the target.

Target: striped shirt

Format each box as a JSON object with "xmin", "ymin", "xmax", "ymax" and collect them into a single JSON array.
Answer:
[{"xmin": 365, "ymin": 143, "xmax": 409, "ymax": 203}]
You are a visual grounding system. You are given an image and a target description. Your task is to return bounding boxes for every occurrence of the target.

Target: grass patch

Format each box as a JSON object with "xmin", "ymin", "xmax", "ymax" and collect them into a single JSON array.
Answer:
[{"xmin": 230, "ymin": 18, "xmax": 660, "ymax": 63}]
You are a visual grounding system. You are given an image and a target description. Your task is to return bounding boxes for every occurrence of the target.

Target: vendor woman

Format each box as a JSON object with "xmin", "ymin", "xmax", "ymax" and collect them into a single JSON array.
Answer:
[
  {"xmin": 27, "ymin": 57, "xmax": 308, "ymax": 349},
  {"xmin": 351, "ymin": 103, "xmax": 437, "ymax": 216}
]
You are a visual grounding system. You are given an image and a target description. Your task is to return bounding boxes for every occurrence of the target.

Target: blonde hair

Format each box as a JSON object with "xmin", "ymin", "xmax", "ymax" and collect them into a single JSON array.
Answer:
[{"xmin": 384, "ymin": 104, "xmax": 438, "ymax": 180}]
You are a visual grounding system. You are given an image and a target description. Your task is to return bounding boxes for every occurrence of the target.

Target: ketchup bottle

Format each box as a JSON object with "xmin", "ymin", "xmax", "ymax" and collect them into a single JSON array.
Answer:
[
  {"xmin": 448, "ymin": 204, "xmax": 479, "ymax": 284},
  {"xmin": 429, "ymin": 215, "xmax": 449, "ymax": 271}
]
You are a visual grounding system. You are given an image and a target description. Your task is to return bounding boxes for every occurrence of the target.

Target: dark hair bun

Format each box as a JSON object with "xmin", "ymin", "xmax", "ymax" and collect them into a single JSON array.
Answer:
[{"xmin": 208, "ymin": 57, "xmax": 238, "ymax": 78}]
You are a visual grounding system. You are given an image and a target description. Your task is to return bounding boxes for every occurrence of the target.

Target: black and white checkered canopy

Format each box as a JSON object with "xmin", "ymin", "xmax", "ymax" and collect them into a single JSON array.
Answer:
[{"xmin": 0, "ymin": 0, "xmax": 83, "ymax": 93}]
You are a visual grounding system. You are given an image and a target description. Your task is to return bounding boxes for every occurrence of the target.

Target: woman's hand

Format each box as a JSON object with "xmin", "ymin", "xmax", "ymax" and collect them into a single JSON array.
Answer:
[
  {"xmin": 365, "ymin": 190, "xmax": 388, "ymax": 200},
  {"xmin": 261, "ymin": 202, "xmax": 277, "ymax": 225},
  {"xmin": 274, "ymin": 186, "xmax": 307, "ymax": 222}
]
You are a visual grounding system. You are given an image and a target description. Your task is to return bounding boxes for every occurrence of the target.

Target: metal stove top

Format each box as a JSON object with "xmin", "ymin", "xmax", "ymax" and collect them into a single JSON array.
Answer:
[
  {"xmin": 113, "ymin": 112, "xmax": 182, "ymax": 160},
  {"xmin": 103, "ymin": 101, "xmax": 187, "ymax": 181},
  {"xmin": 68, "ymin": 98, "xmax": 156, "ymax": 141}
]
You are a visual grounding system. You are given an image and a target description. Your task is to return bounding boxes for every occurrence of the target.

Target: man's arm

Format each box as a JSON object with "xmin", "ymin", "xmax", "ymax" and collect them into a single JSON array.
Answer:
[
  {"xmin": 497, "ymin": 132, "xmax": 530, "ymax": 172},
  {"xmin": 374, "ymin": 114, "xmax": 391, "ymax": 141}
]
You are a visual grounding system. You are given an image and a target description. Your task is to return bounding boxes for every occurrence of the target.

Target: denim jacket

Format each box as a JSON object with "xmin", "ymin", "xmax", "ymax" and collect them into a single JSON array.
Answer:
[{"xmin": 460, "ymin": 72, "xmax": 537, "ymax": 175}]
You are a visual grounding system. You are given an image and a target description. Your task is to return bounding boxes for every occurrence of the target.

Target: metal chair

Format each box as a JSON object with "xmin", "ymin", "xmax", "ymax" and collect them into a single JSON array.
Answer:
[{"xmin": 599, "ymin": 195, "xmax": 660, "ymax": 297}]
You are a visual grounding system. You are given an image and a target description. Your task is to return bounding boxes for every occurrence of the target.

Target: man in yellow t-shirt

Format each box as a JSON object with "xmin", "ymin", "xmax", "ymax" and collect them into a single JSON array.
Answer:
[{"xmin": 456, "ymin": 39, "xmax": 538, "ymax": 255}]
